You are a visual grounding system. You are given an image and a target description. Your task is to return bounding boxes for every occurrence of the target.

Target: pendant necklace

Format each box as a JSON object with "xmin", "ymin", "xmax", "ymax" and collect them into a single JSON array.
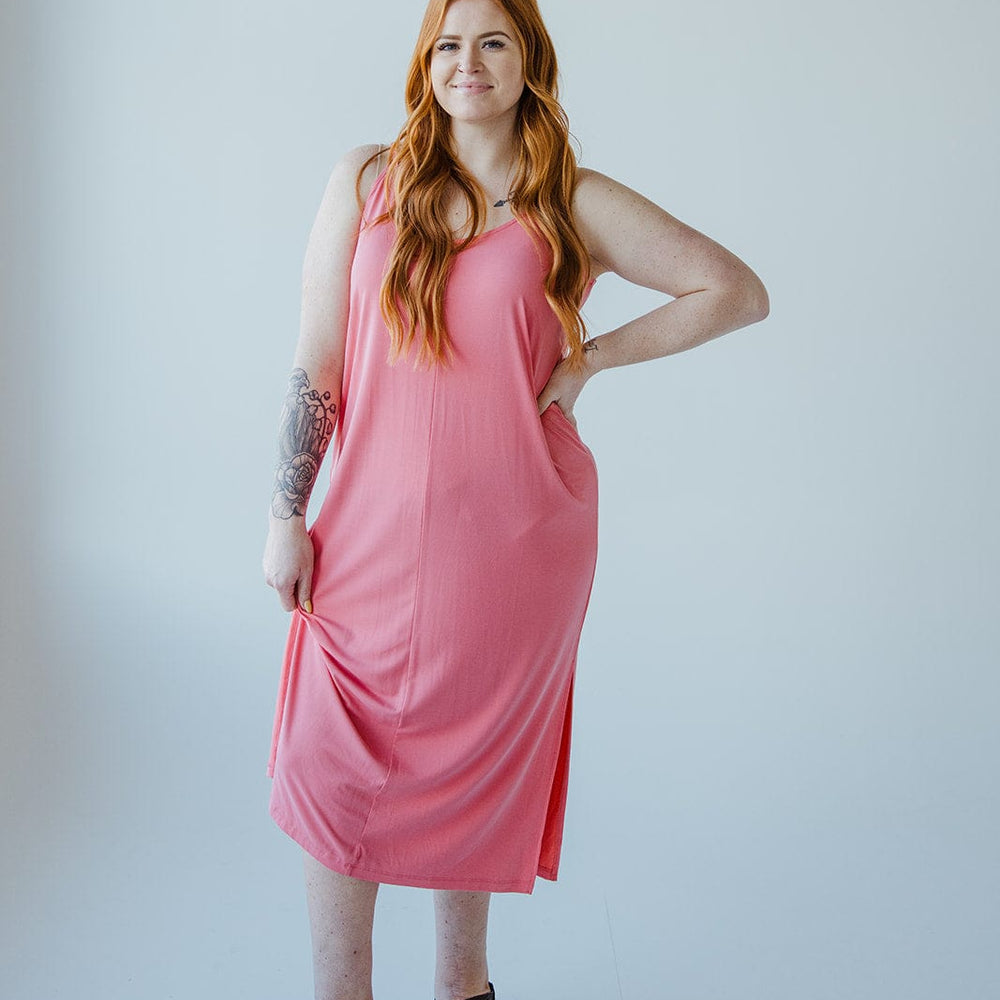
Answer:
[{"xmin": 494, "ymin": 165, "xmax": 516, "ymax": 208}]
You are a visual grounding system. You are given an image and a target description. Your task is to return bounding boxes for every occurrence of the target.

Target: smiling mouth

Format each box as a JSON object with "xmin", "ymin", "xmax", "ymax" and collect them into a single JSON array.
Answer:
[{"xmin": 453, "ymin": 84, "xmax": 492, "ymax": 93}]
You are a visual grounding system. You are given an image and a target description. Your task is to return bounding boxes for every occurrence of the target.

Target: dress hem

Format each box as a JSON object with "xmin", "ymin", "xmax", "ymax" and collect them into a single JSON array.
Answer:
[{"xmin": 269, "ymin": 799, "xmax": 556, "ymax": 894}]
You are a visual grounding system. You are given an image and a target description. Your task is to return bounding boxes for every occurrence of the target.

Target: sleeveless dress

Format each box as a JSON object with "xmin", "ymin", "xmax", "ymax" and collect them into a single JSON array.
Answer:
[{"xmin": 266, "ymin": 168, "xmax": 599, "ymax": 894}]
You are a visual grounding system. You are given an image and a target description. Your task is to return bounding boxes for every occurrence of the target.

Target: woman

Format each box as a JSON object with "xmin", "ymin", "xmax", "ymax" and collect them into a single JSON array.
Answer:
[{"xmin": 262, "ymin": 0, "xmax": 769, "ymax": 997}]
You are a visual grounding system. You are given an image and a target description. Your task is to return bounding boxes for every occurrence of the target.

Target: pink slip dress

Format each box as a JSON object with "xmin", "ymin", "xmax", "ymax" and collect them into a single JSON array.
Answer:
[{"xmin": 266, "ymin": 168, "xmax": 599, "ymax": 893}]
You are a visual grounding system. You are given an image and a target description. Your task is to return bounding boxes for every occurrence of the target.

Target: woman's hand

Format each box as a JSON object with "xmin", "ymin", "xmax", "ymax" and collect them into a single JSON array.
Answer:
[
  {"xmin": 536, "ymin": 348, "xmax": 602, "ymax": 429},
  {"xmin": 263, "ymin": 517, "xmax": 315, "ymax": 614}
]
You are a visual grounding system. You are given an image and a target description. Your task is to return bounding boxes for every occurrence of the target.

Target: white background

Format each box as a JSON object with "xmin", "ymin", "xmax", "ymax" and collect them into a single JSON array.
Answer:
[{"xmin": 2, "ymin": 1, "xmax": 998, "ymax": 997}]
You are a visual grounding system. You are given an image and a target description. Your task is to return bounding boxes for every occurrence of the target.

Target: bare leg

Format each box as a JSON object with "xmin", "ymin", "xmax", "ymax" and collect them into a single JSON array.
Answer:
[
  {"xmin": 433, "ymin": 889, "xmax": 492, "ymax": 1000},
  {"xmin": 303, "ymin": 850, "xmax": 380, "ymax": 1000}
]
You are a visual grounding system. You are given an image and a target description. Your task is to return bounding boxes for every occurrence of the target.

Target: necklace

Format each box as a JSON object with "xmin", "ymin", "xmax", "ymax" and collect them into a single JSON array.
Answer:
[{"xmin": 494, "ymin": 165, "xmax": 516, "ymax": 208}]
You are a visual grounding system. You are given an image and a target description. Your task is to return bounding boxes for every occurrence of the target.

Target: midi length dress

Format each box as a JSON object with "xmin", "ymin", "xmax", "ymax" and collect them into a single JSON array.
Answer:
[{"xmin": 266, "ymin": 168, "xmax": 599, "ymax": 894}]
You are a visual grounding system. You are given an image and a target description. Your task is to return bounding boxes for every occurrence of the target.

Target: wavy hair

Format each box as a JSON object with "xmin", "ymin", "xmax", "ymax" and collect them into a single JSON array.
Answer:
[{"xmin": 356, "ymin": 0, "xmax": 591, "ymax": 372}]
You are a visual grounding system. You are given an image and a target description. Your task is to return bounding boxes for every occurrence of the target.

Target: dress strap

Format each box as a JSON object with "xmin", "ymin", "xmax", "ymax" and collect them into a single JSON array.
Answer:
[{"xmin": 361, "ymin": 145, "xmax": 391, "ymax": 230}]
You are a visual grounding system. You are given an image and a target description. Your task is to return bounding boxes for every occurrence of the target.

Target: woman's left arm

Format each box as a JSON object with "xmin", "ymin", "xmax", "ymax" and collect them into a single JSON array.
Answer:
[{"xmin": 539, "ymin": 168, "xmax": 770, "ymax": 415}]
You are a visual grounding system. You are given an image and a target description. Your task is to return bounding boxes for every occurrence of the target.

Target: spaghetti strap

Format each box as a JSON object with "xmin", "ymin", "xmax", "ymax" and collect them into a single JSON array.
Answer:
[{"xmin": 360, "ymin": 157, "xmax": 390, "ymax": 229}]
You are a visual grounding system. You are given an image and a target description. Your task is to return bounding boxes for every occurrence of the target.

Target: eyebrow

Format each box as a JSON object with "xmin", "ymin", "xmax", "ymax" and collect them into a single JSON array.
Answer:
[{"xmin": 436, "ymin": 31, "xmax": 513, "ymax": 41}]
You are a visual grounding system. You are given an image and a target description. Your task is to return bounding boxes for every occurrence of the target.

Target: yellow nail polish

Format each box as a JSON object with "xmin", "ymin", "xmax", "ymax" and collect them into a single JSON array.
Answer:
[{"xmin": 303, "ymin": 600, "xmax": 313, "ymax": 614}]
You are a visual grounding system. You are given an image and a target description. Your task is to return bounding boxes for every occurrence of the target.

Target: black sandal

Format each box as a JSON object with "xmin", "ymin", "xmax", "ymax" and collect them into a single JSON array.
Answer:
[{"xmin": 438, "ymin": 984, "xmax": 495, "ymax": 1000}]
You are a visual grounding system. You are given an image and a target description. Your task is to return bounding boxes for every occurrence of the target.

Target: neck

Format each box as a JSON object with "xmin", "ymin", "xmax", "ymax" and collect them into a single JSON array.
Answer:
[{"xmin": 447, "ymin": 119, "xmax": 519, "ymax": 184}]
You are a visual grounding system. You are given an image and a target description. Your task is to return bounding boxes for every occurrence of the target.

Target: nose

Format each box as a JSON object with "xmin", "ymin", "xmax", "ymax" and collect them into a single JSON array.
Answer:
[{"xmin": 458, "ymin": 49, "xmax": 483, "ymax": 74}]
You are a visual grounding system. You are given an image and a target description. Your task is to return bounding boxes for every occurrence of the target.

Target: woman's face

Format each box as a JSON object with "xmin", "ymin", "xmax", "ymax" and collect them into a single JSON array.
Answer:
[{"xmin": 429, "ymin": 0, "xmax": 525, "ymax": 127}]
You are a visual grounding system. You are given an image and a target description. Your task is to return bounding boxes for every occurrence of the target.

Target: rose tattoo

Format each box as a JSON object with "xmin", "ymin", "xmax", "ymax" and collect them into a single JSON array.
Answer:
[{"xmin": 271, "ymin": 368, "xmax": 336, "ymax": 519}]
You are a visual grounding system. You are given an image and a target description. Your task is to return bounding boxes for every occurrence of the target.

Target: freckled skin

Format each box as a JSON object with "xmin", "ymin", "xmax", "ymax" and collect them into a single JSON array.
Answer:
[{"xmin": 429, "ymin": 0, "xmax": 526, "ymax": 130}]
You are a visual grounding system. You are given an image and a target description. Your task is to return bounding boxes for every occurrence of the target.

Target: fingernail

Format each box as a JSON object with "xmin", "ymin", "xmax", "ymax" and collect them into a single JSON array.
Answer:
[{"xmin": 303, "ymin": 600, "xmax": 313, "ymax": 614}]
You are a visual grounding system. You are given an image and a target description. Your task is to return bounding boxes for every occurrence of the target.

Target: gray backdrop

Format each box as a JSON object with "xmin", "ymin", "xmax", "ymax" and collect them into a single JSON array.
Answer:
[{"xmin": 3, "ymin": 0, "xmax": 997, "ymax": 997}]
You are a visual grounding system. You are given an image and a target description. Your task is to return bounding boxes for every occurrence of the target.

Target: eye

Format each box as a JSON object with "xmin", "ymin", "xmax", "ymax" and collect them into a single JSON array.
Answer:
[
  {"xmin": 436, "ymin": 41, "xmax": 458, "ymax": 52},
  {"xmin": 483, "ymin": 39, "xmax": 505, "ymax": 49}
]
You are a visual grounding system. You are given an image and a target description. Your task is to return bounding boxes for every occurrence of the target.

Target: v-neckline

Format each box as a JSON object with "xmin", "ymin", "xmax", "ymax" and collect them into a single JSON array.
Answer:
[{"xmin": 453, "ymin": 217, "xmax": 520, "ymax": 248}]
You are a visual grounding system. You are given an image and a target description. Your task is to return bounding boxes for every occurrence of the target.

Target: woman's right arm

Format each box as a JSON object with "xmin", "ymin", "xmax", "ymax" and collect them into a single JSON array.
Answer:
[{"xmin": 263, "ymin": 143, "xmax": 385, "ymax": 613}]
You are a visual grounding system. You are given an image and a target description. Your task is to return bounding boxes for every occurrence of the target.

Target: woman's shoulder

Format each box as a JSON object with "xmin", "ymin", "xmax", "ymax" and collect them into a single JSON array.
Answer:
[
  {"xmin": 574, "ymin": 165, "xmax": 609, "ymax": 187},
  {"xmin": 326, "ymin": 142, "xmax": 391, "ymax": 208},
  {"xmin": 571, "ymin": 165, "xmax": 621, "ymax": 218},
  {"xmin": 572, "ymin": 167, "xmax": 619, "ymax": 280}
]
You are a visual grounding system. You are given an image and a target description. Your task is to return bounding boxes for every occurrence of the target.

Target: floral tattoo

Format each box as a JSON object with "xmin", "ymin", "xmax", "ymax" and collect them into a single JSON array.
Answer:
[{"xmin": 271, "ymin": 368, "xmax": 337, "ymax": 519}]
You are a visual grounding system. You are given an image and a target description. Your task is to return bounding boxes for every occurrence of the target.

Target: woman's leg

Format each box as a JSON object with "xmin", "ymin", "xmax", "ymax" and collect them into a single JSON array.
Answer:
[
  {"xmin": 433, "ymin": 889, "xmax": 492, "ymax": 1000},
  {"xmin": 303, "ymin": 850, "xmax": 380, "ymax": 1000}
]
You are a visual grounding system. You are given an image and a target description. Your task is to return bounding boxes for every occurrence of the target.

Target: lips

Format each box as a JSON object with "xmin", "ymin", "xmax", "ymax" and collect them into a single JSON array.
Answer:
[{"xmin": 453, "ymin": 83, "xmax": 492, "ymax": 94}]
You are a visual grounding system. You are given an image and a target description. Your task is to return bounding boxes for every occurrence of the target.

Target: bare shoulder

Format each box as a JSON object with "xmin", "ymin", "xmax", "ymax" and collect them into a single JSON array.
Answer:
[
  {"xmin": 571, "ymin": 167, "xmax": 619, "ymax": 279},
  {"xmin": 571, "ymin": 165, "xmax": 767, "ymax": 302},
  {"xmin": 572, "ymin": 166, "xmax": 675, "ymax": 280},
  {"xmin": 572, "ymin": 165, "xmax": 618, "ymax": 205},
  {"xmin": 302, "ymin": 143, "xmax": 389, "ymax": 283},
  {"xmin": 572, "ymin": 167, "xmax": 634, "ymax": 219},
  {"xmin": 571, "ymin": 166, "xmax": 682, "ymax": 267},
  {"xmin": 321, "ymin": 142, "xmax": 390, "ymax": 214}
]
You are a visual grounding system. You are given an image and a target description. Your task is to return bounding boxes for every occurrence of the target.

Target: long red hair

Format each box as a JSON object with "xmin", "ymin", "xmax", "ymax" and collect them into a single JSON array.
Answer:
[{"xmin": 357, "ymin": 0, "xmax": 591, "ymax": 372}]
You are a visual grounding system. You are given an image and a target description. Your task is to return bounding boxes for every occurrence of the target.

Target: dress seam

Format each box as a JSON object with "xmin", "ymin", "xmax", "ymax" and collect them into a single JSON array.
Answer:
[{"xmin": 351, "ymin": 359, "xmax": 439, "ymax": 864}]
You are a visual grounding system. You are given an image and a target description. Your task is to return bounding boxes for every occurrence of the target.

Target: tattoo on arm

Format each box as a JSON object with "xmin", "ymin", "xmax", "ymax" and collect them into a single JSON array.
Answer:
[
  {"xmin": 271, "ymin": 368, "xmax": 337, "ymax": 519},
  {"xmin": 583, "ymin": 338, "xmax": 598, "ymax": 352}
]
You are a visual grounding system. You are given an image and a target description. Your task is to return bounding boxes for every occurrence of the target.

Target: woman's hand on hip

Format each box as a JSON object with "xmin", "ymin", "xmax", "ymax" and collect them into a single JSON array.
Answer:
[
  {"xmin": 263, "ymin": 517, "xmax": 315, "ymax": 614},
  {"xmin": 536, "ymin": 352, "xmax": 600, "ymax": 429}
]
